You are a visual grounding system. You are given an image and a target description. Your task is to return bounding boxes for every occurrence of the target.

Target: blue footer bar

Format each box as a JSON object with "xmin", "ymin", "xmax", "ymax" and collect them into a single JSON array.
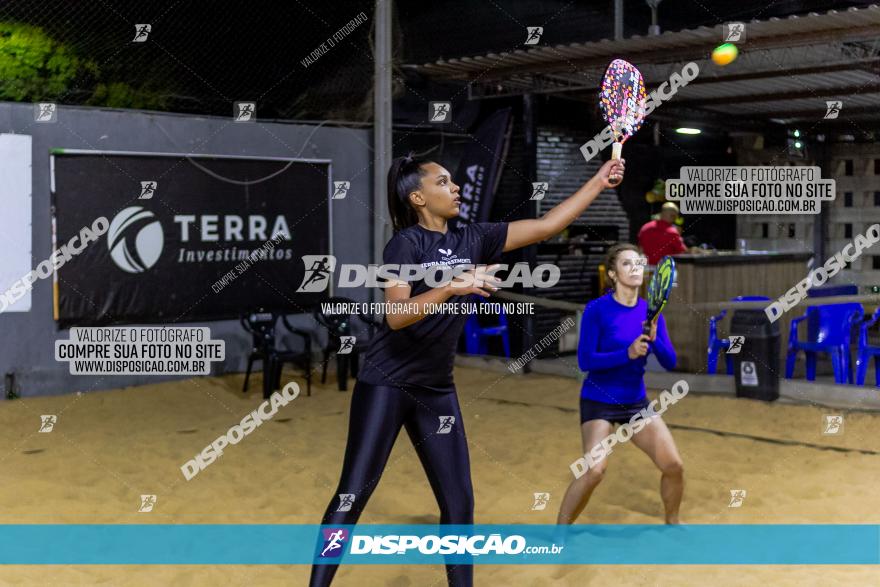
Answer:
[{"xmin": 0, "ymin": 525, "xmax": 877, "ymax": 565}]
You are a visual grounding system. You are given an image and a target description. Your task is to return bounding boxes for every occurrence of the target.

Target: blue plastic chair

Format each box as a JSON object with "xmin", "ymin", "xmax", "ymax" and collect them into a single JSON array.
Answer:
[
  {"xmin": 464, "ymin": 298, "xmax": 510, "ymax": 358},
  {"xmin": 856, "ymin": 307, "xmax": 880, "ymax": 386},
  {"xmin": 785, "ymin": 303, "xmax": 864, "ymax": 384},
  {"xmin": 807, "ymin": 285, "xmax": 858, "ymax": 347},
  {"xmin": 707, "ymin": 296, "xmax": 770, "ymax": 375}
]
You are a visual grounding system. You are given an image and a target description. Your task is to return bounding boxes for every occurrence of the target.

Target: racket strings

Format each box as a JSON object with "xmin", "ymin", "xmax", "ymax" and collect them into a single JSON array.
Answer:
[{"xmin": 600, "ymin": 59, "xmax": 648, "ymax": 143}]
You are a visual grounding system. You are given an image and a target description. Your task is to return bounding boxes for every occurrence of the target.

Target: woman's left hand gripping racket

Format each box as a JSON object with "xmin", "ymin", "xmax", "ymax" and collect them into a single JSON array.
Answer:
[
  {"xmin": 599, "ymin": 59, "xmax": 648, "ymax": 186},
  {"xmin": 643, "ymin": 256, "xmax": 676, "ymax": 336}
]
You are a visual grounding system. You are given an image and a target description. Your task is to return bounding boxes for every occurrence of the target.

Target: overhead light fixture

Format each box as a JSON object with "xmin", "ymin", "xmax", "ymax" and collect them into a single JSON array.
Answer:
[{"xmin": 675, "ymin": 127, "xmax": 701, "ymax": 135}]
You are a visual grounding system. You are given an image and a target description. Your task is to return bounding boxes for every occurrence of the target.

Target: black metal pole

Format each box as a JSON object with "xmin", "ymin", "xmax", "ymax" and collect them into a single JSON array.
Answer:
[{"xmin": 522, "ymin": 93, "xmax": 538, "ymax": 372}]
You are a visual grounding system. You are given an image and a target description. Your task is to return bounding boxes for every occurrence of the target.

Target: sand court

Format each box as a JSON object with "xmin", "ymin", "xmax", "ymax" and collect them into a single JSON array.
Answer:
[
  {"xmin": 5, "ymin": 2, "xmax": 880, "ymax": 584},
  {"xmin": 0, "ymin": 366, "xmax": 877, "ymax": 585}
]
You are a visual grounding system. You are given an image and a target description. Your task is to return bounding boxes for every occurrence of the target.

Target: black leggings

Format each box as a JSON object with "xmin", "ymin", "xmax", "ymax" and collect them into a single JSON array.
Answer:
[{"xmin": 309, "ymin": 381, "xmax": 474, "ymax": 587}]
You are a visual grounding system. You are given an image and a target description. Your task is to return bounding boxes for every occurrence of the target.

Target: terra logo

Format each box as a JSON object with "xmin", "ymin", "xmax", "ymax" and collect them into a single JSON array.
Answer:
[{"xmin": 108, "ymin": 206, "xmax": 164, "ymax": 273}]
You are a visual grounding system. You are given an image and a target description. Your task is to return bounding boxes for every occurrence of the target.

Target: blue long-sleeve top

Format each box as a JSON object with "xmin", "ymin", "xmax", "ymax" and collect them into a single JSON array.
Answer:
[{"xmin": 578, "ymin": 292, "xmax": 676, "ymax": 404}]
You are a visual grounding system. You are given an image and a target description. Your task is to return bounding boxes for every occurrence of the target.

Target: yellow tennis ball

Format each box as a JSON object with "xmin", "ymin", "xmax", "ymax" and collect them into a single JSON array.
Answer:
[{"xmin": 712, "ymin": 43, "xmax": 738, "ymax": 66}]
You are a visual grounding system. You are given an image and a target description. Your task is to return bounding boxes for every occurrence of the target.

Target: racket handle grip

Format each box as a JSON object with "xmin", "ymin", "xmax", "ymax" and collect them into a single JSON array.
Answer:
[
  {"xmin": 608, "ymin": 143, "xmax": 623, "ymax": 186},
  {"xmin": 642, "ymin": 320, "xmax": 651, "ymax": 336}
]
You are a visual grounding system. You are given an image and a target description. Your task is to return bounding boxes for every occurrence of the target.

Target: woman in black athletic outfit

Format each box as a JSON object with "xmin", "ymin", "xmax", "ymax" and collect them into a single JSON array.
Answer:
[{"xmin": 309, "ymin": 154, "xmax": 625, "ymax": 586}]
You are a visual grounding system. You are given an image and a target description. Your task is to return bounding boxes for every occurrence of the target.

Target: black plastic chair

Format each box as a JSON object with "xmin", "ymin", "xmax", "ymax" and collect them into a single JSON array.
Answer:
[
  {"xmin": 241, "ymin": 310, "xmax": 312, "ymax": 398},
  {"xmin": 277, "ymin": 314, "xmax": 314, "ymax": 396},
  {"xmin": 313, "ymin": 297, "xmax": 380, "ymax": 391}
]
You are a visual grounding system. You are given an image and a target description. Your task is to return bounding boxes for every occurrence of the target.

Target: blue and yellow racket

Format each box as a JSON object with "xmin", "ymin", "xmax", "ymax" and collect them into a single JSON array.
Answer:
[{"xmin": 643, "ymin": 256, "xmax": 675, "ymax": 335}]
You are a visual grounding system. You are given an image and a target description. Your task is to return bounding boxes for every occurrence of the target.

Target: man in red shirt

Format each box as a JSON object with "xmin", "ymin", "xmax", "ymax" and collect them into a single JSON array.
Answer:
[{"xmin": 637, "ymin": 202, "xmax": 687, "ymax": 265}]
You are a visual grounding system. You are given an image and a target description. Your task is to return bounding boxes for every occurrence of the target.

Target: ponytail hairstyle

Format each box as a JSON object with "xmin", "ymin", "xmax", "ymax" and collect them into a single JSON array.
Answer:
[
  {"xmin": 604, "ymin": 242, "xmax": 642, "ymax": 291},
  {"xmin": 387, "ymin": 153, "xmax": 430, "ymax": 233}
]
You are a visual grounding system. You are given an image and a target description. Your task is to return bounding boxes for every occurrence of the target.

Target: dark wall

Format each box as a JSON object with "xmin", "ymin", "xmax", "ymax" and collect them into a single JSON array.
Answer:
[
  {"xmin": 0, "ymin": 102, "xmax": 372, "ymax": 397},
  {"xmin": 618, "ymin": 127, "xmax": 738, "ymax": 251}
]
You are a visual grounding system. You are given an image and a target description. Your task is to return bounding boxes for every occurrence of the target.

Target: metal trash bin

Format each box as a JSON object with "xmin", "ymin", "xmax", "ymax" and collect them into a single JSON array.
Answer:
[{"xmin": 729, "ymin": 309, "xmax": 781, "ymax": 401}]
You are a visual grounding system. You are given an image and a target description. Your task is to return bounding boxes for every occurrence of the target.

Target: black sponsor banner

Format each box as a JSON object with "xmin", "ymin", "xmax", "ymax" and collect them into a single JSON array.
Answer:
[
  {"xmin": 451, "ymin": 108, "xmax": 512, "ymax": 225},
  {"xmin": 51, "ymin": 152, "xmax": 331, "ymax": 327}
]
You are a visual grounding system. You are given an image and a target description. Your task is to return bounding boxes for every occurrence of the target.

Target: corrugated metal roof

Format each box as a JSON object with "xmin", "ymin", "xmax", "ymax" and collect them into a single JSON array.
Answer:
[
  {"xmin": 410, "ymin": 5, "xmax": 880, "ymax": 80},
  {"xmin": 712, "ymin": 93, "xmax": 878, "ymax": 113},
  {"xmin": 407, "ymin": 5, "xmax": 880, "ymax": 124}
]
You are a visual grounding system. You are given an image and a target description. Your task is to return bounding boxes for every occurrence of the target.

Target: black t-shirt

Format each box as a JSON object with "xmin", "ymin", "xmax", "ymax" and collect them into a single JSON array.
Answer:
[{"xmin": 357, "ymin": 221, "xmax": 510, "ymax": 392}]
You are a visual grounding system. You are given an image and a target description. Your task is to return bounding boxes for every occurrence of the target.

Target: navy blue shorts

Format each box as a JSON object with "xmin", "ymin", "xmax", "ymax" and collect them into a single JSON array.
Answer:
[{"xmin": 580, "ymin": 396, "xmax": 651, "ymax": 425}]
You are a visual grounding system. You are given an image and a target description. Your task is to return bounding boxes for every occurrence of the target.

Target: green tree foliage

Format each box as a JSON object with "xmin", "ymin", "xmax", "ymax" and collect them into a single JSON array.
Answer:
[
  {"xmin": 0, "ymin": 21, "xmax": 167, "ymax": 110},
  {"xmin": 87, "ymin": 82, "xmax": 168, "ymax": 110},
  {"xmin": 0, "ymin": 21, "xmax": 90, "ymax": 101}
]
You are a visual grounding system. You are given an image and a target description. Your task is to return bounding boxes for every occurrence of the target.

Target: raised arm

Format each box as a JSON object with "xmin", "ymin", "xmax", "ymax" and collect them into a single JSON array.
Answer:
[{"xmin": 503, "ymin": 158, "xmax": 625, "ymax": 252}]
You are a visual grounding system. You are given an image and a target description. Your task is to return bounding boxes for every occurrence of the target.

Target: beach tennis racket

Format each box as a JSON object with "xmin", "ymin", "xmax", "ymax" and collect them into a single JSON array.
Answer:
[
  {"xmin": 643, "ymin": 256, "xmax": 675, "ymax": 335},
  {"xmin": 599, "ymin": 59, "xmax": 647, "ymax": 186}
]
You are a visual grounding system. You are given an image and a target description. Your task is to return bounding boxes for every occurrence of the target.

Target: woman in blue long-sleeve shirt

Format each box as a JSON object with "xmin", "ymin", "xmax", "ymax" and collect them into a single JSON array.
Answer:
[{"xmin": 557, "ymin": 243, "xmax": 684, "ymax": 525}]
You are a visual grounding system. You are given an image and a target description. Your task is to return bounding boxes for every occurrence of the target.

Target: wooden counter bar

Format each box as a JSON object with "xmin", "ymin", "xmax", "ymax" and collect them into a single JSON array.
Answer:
[{"xmin": 665, "ymin": 252, "xmax": 813, "ymax": 372}]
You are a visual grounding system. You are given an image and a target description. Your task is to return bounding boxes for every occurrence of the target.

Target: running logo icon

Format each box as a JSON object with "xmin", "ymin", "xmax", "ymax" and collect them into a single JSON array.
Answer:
[
  {"xmin": 39, "ymin": 415, "xmax": 57, "ymax": 433},
  {"xmin": 524, "ymin": 27, "xmax": 543, "ymax": 45},
  {"xmin": 530, "ymin": 182, "xmax": 548, "ymax": 201},
  {"xmin": 338, "ymin": 336, "xmax": 356, "ymax": 355},
  {"xmin": 437, "ymin": 416, "xmax": 455, "ymax": 434},
  {"xmin": 320, "ymin": 528, "xmax": 349, "ymax": 558},
  {"xmin": 332, "ymin": 181, "xmax": 350, "ymax": 199},
  {"xmin": 726, "ymin": 336, "xmax": 745, "ymax": 354},
  {"xmin": 336, "ymin": 494, "xmax": 355, "ymax": 512},
  {"xmin": 34, "ymin": 102, "xmax": 57, "ymax": 122},
  {"xmin": 132, "ymin": 24, "xmax": 151, "ymax": 42},
  {"xmin": 822, "ymin": 414, "xmax": 844, "ymax": 435},
  {"xmin": 297, "ymin": 255, "xmax": 337, "ymax": 292},
  {"xmin": 138, "ymin": 494, "xmax": 157, "ymax": 512},
  {"xmin": 723, "ymin": 22, "xmax": 745, "ymax": 42},
  {"xmin": 234, "ymin": 102, "xmax": 256, "ymax": 122},
  {"xmin": 429, "ymin": 102, "xmax": 451, "ymax": 123},
  {"xmin": 728, "ymin": 489, "xmax": 746, "ymax": 508},
  {"xmin": 139, "ymin": 181, "xmax": 157, "ymax": 200},
  {"xmin": 824, "ymin": 101, "xmax": 842, "ymax": 119},
  {"xmin": 531, "ymin": 492, "xmax": 550, "ymax": 510}
]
